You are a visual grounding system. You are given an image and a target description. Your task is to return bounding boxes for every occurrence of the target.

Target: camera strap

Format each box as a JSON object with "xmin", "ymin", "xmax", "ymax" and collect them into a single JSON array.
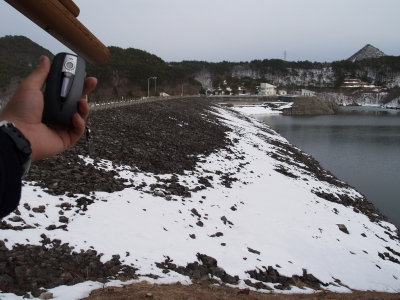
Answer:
[
  {"xmin": 85, "ymin": 96, "xmax": 95, "ymax": 156},
  {"xmin": 88, "ymin": 140, "xmax": 95, "ymax": 156}
]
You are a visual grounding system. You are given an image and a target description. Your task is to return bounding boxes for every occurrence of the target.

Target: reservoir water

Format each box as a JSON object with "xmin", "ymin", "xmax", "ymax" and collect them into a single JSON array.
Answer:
[{"xmin": 254, "ymin": 106, "xmax": 400, "ymax": 228}]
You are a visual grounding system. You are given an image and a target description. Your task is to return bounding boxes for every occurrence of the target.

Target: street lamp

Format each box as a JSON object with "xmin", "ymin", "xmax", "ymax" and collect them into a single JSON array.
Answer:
[
  {"xmin": 148, "ymin": 77, "xmax": 156, "ymax": 98},
  {"xmin": 182, "ymin": 84, "xmax": 186, "ymax": 96}
]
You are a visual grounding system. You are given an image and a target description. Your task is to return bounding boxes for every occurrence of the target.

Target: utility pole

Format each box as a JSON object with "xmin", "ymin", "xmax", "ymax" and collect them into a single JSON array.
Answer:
[
  {"xmin": 182, "ymin": 84, "xmax": 186, "ymax": 96},
  {"xmin": 148, "ymin": 77, "xmax": 156, "ymax": 97}
]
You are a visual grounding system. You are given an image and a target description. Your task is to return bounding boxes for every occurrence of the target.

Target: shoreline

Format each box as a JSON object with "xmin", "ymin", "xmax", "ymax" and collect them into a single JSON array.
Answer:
[{"xmin": 235, "ymin": 103, "xmax": 400, "ymax": 229}]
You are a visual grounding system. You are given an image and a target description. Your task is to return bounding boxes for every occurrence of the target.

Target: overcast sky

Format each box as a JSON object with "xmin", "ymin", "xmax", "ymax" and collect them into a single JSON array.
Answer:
[{"xmin": 1, "ymin": 0, "xmax": 399, "ymax": 63}]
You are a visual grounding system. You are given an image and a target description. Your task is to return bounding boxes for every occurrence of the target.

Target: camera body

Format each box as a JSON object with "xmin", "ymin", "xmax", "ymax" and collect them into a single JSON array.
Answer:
[{"xmin": 42, "ymin": 52, "xmax": 86, "ymax": 128}]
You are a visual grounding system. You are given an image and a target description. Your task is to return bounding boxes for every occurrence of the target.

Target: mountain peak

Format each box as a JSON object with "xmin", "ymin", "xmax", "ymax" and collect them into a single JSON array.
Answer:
[{"xmin": 347, "ymin": 44, "xmax": 386, "ymax": 62}]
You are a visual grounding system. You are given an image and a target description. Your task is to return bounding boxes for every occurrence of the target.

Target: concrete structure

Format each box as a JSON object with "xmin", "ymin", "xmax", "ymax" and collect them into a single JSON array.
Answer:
[
  {"xmin": 259, "ymin": 83, "xmax": 276, "ymax": 96},
  {"xmin": 278, "ymin": 95, "xmax": 298, "ymax": 102}
]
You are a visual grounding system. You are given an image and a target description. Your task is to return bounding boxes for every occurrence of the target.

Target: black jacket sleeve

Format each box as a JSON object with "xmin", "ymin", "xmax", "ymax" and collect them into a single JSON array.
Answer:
[{"xmin": 0, "ymin": 130, "xmax": 22, "ymax": 218}]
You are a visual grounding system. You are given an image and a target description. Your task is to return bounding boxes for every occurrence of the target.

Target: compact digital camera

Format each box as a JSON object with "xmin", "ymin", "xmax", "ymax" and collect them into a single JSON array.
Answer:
[{"xmin": 42, "ymin": 52, "xmax": 86, "ymax": 127}]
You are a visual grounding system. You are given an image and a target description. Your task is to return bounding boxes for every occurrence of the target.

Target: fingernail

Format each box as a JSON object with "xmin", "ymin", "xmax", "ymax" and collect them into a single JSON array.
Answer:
[{"xmin": 40, "ymin": 55, "xmax": 46, "ymax": 64}]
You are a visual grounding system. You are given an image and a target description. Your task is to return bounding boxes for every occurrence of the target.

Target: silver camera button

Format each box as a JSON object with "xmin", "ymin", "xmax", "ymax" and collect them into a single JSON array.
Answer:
[
  {"xmin": 61, "ymin": 54, "xmax": 78, "ymax": 75},
  {"xmin": 65, "ymin": 61, "xmax": 75, "ymax": 70}
]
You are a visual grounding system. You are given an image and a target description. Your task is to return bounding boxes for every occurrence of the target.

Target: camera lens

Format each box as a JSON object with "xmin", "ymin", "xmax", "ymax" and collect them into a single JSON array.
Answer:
[{"xmin": 65, "ymin": 61, "xmax": 75, "ymax": 70}]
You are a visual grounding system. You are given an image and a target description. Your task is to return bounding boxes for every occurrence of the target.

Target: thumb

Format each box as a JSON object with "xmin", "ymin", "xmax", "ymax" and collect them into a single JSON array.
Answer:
[{"xmin": 20, "ymin": 55, "xmax": 51, "ymax": 90}]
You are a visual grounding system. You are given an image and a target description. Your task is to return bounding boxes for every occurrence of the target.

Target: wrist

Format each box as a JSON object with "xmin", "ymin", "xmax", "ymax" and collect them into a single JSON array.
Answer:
[{"xmin": 0, "ymin": 120, "xmax": 32, "ymax": 178}]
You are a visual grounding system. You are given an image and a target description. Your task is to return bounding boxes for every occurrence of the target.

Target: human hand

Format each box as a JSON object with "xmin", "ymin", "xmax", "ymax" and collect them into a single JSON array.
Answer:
[{"xmin": 0, "ymin": 55, "xmax": 97, "ymax": 161}]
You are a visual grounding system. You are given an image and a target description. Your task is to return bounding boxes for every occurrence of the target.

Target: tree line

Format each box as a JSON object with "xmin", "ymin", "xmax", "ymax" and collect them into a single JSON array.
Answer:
[{"xmin": 1, "ymin": 35, "xmax": 399, "ymax": 97}]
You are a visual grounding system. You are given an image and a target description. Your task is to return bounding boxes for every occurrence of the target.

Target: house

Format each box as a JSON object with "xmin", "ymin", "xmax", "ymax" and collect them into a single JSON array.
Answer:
[
  {"xmin": 301, "ymin": 89, "xmax": 316, "ymax": 97},
  {"xmin": 259, "ymin": 83, "xmax": 276, "ymax": 96}
]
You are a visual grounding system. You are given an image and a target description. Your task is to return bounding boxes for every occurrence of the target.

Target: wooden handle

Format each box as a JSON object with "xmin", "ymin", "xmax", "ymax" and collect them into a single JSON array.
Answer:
[{"xmin": 5, "ymin": 0, "xmax": 110, "ymax": 66}]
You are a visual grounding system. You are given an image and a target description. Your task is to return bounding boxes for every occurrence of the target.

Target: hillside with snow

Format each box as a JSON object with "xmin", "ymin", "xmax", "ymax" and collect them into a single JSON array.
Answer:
[
  {"xmin": 348, "ymin": 44, "xmax": 386, "ymax": 62},
  {"xmin": 1, "ymin": 99, "xmax": 399, "ymax": 299}
]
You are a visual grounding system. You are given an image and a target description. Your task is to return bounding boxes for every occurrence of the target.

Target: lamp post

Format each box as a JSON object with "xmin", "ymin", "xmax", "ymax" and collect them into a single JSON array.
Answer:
[
  {"xmin": 148, "ymin": 77, "xmax": 156, "ymax": 98},
  {"xmin": 181, "ymin": 84, "xmax": 186, "ymax": 96}
]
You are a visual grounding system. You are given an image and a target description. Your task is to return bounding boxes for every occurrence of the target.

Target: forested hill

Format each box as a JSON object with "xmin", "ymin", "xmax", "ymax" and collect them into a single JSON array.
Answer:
[
  {"xmin": 0, "ymin": 36, "xmax": 192, "ymax": 102},
  {"xmin": 85, "ymin": 46, "xmax": 190, "ymax": 101},
  {"xmin": 331, "ymin": 56, "xmax": 400, "ymax": 87},
  {"xmin": 1, "ymin": 35, "xmax": 399, "ymax": 103},
  {"xmin": 171, "ymin": 56, "xmax": 400, "ymax": 93},
  {"xmin": 0, "ymin": 35, "xmax": 53, "ymax": 90}
]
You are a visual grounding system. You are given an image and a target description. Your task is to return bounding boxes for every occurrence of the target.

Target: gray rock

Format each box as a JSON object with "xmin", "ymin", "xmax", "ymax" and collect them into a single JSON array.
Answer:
[
  {"xmin": 337, "ymin": 224, "xmax": 349, "ymax": 234},
  {"xmin": 8, "ymin": 216, "xmax": 24, "ymax": 222},
  {"xmin": 247, "ymin": 247, "xmax": 260, "ymax": 255},
  {"xmin": 32, "ymin": 206, "xmax": 46, "ymax": 213},
  {"xmin": 39, "ymin": 292, "xmax": 53, "ymax": 299},
  {"xmin": 59, "ymin": 216, "xmax": 69, "ymax": 224},
  {"xmin": 153, "ymin": 191, "xmax": 165, "ymax": 197}
]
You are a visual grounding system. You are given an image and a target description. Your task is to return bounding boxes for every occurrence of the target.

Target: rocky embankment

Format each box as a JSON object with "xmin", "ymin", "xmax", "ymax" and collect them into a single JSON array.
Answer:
[
  {"xmin": 26, "ymin": 98, "xmax": 229, "ymax": 195},
  {"xmin": 283, "ymin": 97, "xmax": 342, "ymax": 115},
  {"xmin": 0, "ymin": 98, "xmax": 232, "ymax": 297},
  {"xmin": 0, "ymin": 97, "xmax": 397, "ymax": 297}
]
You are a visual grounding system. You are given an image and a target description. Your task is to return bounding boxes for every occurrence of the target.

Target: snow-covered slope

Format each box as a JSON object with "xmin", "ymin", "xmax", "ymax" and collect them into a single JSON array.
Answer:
[{"xmin": 2, "ymin": 105, "xmax": 400, "ymax": 299}]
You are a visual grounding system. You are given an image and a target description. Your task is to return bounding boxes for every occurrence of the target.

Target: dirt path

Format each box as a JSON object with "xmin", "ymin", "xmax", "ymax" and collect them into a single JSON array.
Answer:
[{"xmin": 82, "ymin": 281, "xmax": 400, "ymax": 300}]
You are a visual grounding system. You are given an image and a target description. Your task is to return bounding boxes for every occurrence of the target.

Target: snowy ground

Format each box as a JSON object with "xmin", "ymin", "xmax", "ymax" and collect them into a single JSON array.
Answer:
[{"xmin": 2, "ymin": 104, "xmax": 400, "ymax": 299}]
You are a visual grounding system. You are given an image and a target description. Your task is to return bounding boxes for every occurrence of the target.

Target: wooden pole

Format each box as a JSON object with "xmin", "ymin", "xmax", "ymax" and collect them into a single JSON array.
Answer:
[
  {"xmin": 5, "ymin": 0, "xmax": 110, "ymax": 66},
  {"xmin": 57, "ymin": 0, "xmax": 80, "ymax": 17}
]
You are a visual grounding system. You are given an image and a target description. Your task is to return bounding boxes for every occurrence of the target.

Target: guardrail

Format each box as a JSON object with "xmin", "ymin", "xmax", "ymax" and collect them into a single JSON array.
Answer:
[
  {"xmin": 89, "ymin": 95, "xmax": 199, "ymax": 111},
  {"xmin": 209, "ymin": 95, "xmax": 278, "ymax": 102}
]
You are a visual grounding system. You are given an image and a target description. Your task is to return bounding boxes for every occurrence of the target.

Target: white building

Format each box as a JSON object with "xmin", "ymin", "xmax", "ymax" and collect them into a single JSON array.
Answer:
[
  {"xmin": 259, "ymin": 83, "xmax": 276, "ymax": 96},
  {"xmin": 341, "ymin": 78, "xmax": 376, "ymax": 89},
  {"xmin": 301, "ymin": 89, "xmax": 316, "ymax": 97}
]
